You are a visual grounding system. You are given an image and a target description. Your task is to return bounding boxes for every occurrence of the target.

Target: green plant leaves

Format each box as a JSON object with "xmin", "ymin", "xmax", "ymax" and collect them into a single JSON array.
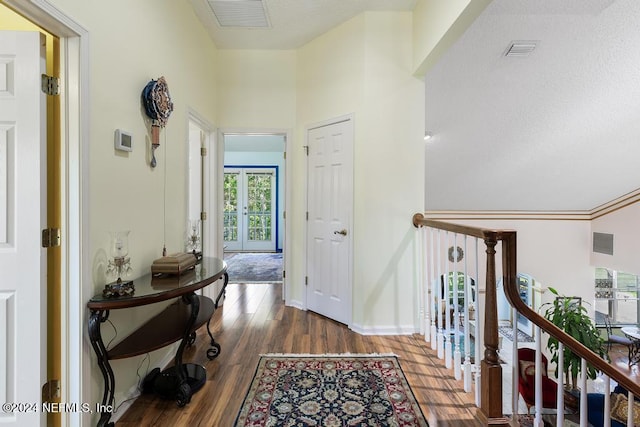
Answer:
[{"xmin": 542, "ymin": 289, "xmax": 607, "ymax": 383}]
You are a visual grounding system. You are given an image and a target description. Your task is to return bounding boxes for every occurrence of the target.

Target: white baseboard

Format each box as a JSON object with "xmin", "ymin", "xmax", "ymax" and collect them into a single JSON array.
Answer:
[
  {"xmin": 281, "ymin": 301, "xmax": 419, "ymax": 336},
  {"xmin": 286, "ymin": 299, "xmax": 305, "ymax": 310},
  {"xmin": 350, "ymin": 323, "xmax": 418, "ymax": 336}
]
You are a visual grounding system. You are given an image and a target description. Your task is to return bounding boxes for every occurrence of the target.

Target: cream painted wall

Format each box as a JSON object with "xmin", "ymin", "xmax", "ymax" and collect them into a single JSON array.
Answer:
[
  {"xmin": 412, "ymin": 0, "xmax": 491, "ymax": 75},
  {"xmin": 46, "ymin": 0, "xmax": 218, "ymax": 272},
  {"xmin": 294, "ymin": 14, "xmax": 366, "ymax": 306},
  {"xmin": 215, "ymin": 48, "xmax": 296, "ymax": 300},
  {"xmin": 591, "ymin": 202, "xmax": 640, "ymax": 276},
  {"xmin": 296, "ymin": 12, "xmax": 425, "ymax": 331},
  {"xmin": 46, "ymin": 0, "xmax": 219, "ymax": 419},
  {"xmin": 355, "ymin": 12, "xmax": 425, "ymax": 331},
  {"xmin": 217, "ymin": 49, "xmax": 297, "ymax": 129}
]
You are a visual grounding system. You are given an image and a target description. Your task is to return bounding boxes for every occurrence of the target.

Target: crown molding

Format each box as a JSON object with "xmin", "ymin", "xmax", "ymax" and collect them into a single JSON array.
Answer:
[
  {"xmin": 423, "ymin": 210, "xmax": 591, "ymax": 221},
  {"xmin": 589, "ymin": 188, "xmax": 640, "ymax": 219},
  {"xmin": 425, "ymin": 189, "xmax": 640, "ymax": 221}
]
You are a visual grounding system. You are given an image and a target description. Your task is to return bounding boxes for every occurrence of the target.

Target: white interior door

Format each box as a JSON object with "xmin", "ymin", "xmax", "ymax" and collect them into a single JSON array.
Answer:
[
  {"xmin": 224, "ymin": 168, "xmax": 276, "ymax": 251},
  {"xmin": 0, "ymin": 31, "xmax": 46, "ymax": 426},
  {"xmin": 306, "ymin": 118, "xmax": 353, "ymax": 325}
]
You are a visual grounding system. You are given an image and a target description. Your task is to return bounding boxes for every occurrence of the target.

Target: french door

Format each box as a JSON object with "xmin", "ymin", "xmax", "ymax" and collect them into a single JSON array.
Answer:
[{"xmin": 224, "ymin": 167, "xmax": 276, "ymax": 251}]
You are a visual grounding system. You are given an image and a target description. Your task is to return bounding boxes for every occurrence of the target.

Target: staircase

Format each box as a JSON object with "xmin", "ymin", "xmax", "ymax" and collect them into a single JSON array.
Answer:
[{"xmin": 413, "ymin": 213, "xmax": 640, "ymax": 426}]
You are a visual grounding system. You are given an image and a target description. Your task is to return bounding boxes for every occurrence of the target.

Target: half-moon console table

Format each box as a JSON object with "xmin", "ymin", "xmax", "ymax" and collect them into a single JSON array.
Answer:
[{"xmin": 87, "ymin": 257, "xmax": 228, "ymax": 427}]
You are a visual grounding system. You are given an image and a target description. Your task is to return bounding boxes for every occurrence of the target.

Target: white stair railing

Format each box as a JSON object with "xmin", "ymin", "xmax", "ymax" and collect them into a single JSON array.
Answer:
[
  {"xmin": 417, "ymin": 224, "xmax": 483, "ymax": 406},
  {"xmin": 414, "ymin": 214, "xmax": 640, "ymax": 425}
]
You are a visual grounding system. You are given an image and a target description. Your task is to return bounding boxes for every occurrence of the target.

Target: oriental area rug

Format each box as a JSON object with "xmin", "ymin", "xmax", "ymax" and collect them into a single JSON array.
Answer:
[{"xmin": 234, "ymin": 354, "xmax": 429, "ymax": 427}]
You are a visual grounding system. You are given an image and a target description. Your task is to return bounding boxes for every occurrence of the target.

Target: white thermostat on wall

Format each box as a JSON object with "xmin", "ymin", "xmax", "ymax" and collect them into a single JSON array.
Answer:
[{"xmin": 114, "ymin": 129, "xmax": 133, "ymax": 152}]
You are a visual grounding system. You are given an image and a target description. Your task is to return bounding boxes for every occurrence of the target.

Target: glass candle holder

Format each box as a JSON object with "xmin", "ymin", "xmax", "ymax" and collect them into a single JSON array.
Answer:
[
  {"xmin": 107, "ymin": 230, "xmax": 132, "ymax": 284},
  {"xmin": 185, "ymin": 220, "xmax": 202, "ymax": 255}
]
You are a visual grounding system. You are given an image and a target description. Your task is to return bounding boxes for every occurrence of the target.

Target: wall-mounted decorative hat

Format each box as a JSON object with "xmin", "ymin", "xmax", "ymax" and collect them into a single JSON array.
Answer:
[{"xmin": 141, "ymin": 76, "xmax": 173, "ymax": 167}]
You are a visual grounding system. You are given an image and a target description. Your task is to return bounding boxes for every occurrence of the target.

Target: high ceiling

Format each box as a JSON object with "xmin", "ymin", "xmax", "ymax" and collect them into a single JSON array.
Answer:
[
  {"xmin": 189, "ymin": 0, "xmax": 416, "ymax": 49},
  {"xmin": 189, "ymin": 0, "xmax": 640, "ymax": 213},
  {"xmin": 425, "ymin": 0, "xmax": 640, "ymax": 212}
]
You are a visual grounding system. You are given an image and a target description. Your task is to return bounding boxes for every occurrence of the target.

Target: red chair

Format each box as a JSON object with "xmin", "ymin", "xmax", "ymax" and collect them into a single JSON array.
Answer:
[{"xmin": 517, "ymin": 347, "xmax": 558, "ymax": 413}]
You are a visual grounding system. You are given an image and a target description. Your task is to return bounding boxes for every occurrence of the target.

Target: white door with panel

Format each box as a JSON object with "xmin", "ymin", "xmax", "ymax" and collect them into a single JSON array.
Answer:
[
  {"xmin": 306, "ymin": 119, "xmax": 353, "ymax": 325},
  {"xmin": 0, "ymin": 31, "xmax": 46, "ymax": 426},
  {"xmin": 224, "ymin": 168, "xmax": 276, "ymax": 251}
]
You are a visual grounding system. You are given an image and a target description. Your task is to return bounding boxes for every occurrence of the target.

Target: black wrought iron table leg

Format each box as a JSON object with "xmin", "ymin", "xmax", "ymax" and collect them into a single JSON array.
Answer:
[
  {"xmin": 629, "ymin": 340, "xmax": 640, "ymax": 366},
  {"xmin": 88, "ymin": 310, "xmax": 115, "ymax": 427},
  {"xmin": 173, "ymin": 292, "xmax": 200, "ymax": 407},
  {"xmin": 205, "ymin": 273, "xmax": 228, "ymax": 359},
  {"xmin": 214, "ymin": 272, "xmax": 229, "ymax": 308},
  {"xmin": 208, "ymin": 273, "xmax": 229, "ymax": 341}
]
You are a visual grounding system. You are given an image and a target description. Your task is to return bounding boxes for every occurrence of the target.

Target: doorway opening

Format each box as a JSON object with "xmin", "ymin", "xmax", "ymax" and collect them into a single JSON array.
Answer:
[{"xmin": 222, "ymin": 133, "xmax": 286, "ymax": 285}]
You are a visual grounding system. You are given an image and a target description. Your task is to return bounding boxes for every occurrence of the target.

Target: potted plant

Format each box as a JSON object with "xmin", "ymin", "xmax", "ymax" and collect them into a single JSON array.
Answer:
[{"xmin": 542, "ymin": 287, "xmax": 608, "ymax": 390}]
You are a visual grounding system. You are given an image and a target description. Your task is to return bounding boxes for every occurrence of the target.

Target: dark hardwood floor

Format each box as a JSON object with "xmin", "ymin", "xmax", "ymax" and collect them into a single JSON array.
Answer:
[
  {"xmin": 607, "ymin": 342, "xmax": 640, "ymax": 382},
  {"xmin": 117, "ymin": 283, "xmax": 482, "ymax": 426}
]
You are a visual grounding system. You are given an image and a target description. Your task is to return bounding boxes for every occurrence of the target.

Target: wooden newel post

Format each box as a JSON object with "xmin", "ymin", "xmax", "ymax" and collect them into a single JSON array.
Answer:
[{"xmin": 479, "ymin": 236, "xmax": 506, "ymax": 423}]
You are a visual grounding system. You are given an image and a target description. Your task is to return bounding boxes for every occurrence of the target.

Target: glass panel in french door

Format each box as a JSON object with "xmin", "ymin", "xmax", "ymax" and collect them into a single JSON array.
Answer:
[
  {"xmin": 223, "ymin": 171, "xmax": 240, "ymax": 247},
  {"xmin": 246, "ymin": 172, "xmax": 273, "ymax": 243}
]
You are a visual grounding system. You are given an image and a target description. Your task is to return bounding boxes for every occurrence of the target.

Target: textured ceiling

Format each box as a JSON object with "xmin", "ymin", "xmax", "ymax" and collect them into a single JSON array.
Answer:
[
  {"xmin": 425, "ymin": 0, "xmax": 640, "ymax": 212},
  {"xmin": 190, "ymin": 0, "xmax": 416, "ymax": 49}
]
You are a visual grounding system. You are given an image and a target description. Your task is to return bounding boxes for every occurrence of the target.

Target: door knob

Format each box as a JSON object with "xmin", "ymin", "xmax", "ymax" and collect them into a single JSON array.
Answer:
[{"xmin": 334, "ymin": 229, "xmax": 348, "ymax": 236}]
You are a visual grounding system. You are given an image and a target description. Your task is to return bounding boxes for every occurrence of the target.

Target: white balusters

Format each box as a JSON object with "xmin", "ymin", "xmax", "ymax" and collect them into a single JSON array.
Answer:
[
  {"xmin": 418, "ymin": 224, "xmax": 426, "ymax": 337},
  {"xmin": 452, "ymin": 235, "xmax": 461, "ymax": 378},
  {"xmin": 429, "ymin": 228, "xmax": 437, "ymax": 351},
  {"xmin": 603, "ymin": 375, "xmax": 611, "ymax": 427},
  {"xmin": 556, "ymin": 342, "xmax": 564, "ymax": 427},
  {"xmin": 511, "ymin": 308, "xmax": 519, "ymax": 417},
  {"xmin": 463, "ymin": 235, "xmax": 472, "ymax": 391},
  {"xmin": 580, "ymin": 358, "xmax": 587, "ymax": 427},
  {"xmin": 415, "ymin": 225, "xmax": 481, "ymax": 402},
  {"xmin": 436, "ymin": 230, "xmax": 445, "ymax": 359},
  {"xmin": 444, "ymin": 232, "xmax": 452, "ymax": 369},
  {"xmin": 534, "ymin": 326, "xmax": 543, "ymax": 427},
  {"xmin": 473, "ymin": 237, "xmax": 482, "ymax": 407}
]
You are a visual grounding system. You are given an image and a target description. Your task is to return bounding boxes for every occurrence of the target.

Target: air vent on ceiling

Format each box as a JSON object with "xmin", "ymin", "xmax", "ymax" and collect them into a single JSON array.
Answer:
[
  {"xmin": 208, "ymin": 0, "xmax": 270, "ymax": 28},
  {"xmin": 504, "ymin": 41, "xmax": 538, "ymax": 57}
]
